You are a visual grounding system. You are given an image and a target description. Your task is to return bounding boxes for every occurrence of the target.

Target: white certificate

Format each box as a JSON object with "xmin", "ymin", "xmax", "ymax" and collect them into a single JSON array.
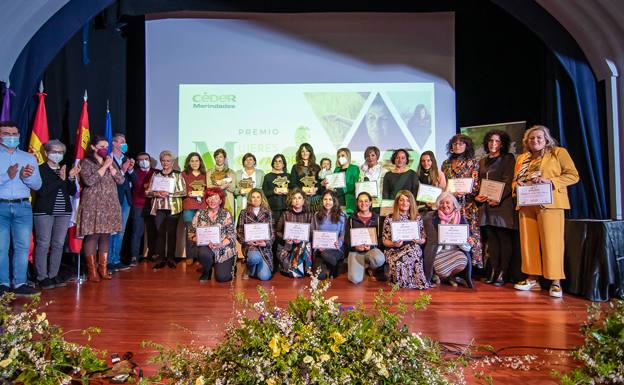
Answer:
[
  {"xmin": 312, "ymin": 231, "xmax": 338, "ymax": 249},
  {"xmin": 283, "ymin": 222, "xmax": 310, "ymax": 242},
  {"xmin": 416, "ymin": 184, "xmax": 443, "ymax": 203},
  {"xmin": 447, "ymin": 178, "xmax": 474, "ymax": 194},
  {"xmin": 479, "ymin": 179, "xmax": 506, "ymax": 202},
  {"xmin": 355, "ymin": 181, "xmax": 379, "ymax": 197},
  {"xmin": 196, "ymin": 226, "xmax": 220, "ymax": 246},
  {"xmin": 325, "ymin": 172, "xmax": 346, "ymax": 189},
  {"xmin": 517, "ymin": 183, "xmax": 553, "ymax": 206},
  {"xmin": 151, "ymin": 175, "xmax": 174, "ymax": 193},
  {"xmin": 438, "ymin": 224, "xmax": 469, "ymax": 245},
  {"xmin": 244, "ymin": 223, "xmax": 270, "ymax": 242},
  {"xmin": 350, "ymin": 227, "xmax": 377, "ymax": 246},
  {"xmin": 390, "ymin": 221, "xmax": 421, "ymax": 242}
]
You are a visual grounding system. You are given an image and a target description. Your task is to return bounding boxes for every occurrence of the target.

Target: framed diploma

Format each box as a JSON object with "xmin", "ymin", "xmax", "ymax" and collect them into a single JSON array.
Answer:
[
  {"xmin": 416, "ymin": 184, "xmax": 443, "ymax": 203},
  {"xmin": 355, "ymin": 181, "xmax": 379, "ymax": 197},
  {"xmin": 447, "ymin": 178, "xmax": 474, "ymax": 194},
  {"xmin": 350, "ymin": 227, "xmax": 378, "ymax": 246},
  {"xmin": 325, "ymin": 172, "xmax": 347, "ymax": 189},
  {"xmin": 244, "ymin": 223, "xmax": 271, "ymax": 242},
  {"xmin": 478, "ymin": 179, "xmax": 506, "ymax": 202},
  {"xmin": 312, "ymin": 231, "xmax": 338, "ymax": 249},
  {"xmin": 151, "ymin": 176, "xmax": 174, "ymax": 193},
  {"xmin": 283, "ymin": 222, "xmax": 310, "ymax": 242},
  {"xmin": 380, "ymin": 199, "xmax": 394, "ymax": 216},
  {"xmin": 517, "ymin": 184, "xmax": 553, "ymax": 206},
  {"xmin": 438, "ymin": 224, "xmax": 469, "ymax": 245},
  {"xmin": 196, "ymin": 226, "xmax": 221, "ymax": 246},
  {"xmin": 390, "ymin": 220, "xmax": 421, "ymax": 242}
]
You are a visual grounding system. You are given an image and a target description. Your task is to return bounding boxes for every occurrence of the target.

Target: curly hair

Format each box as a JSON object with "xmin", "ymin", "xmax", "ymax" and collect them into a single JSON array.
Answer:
[
  {"xmin": 294, "ymin": 143, "xmax": 320, "ymax": 176},
  {"xmin": 204, "ymin": 187, "xmax": 226, "ymax": 208},
  {"xmin": 482, "ymin": 130, "xmax": 511, "ymax": 155},
  {"xmin": 446, "ymin": 134, "xmax": 475, "ymax": 159}
]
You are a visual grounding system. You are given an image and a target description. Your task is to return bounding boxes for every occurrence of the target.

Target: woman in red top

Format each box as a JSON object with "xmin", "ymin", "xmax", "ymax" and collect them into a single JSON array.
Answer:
[{"xmin": 181, "ymin": 152, "xmax": 207, "ymax": 265}]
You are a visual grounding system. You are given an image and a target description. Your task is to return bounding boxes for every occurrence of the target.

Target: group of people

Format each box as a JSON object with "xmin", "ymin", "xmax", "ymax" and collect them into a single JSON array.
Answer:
[{"xmin": 0, "ymin": 120, "xmax": 579, "ymax": 298}]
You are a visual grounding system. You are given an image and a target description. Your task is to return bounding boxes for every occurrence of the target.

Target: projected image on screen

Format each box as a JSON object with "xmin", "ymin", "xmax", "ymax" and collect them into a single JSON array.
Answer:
[
  {"xmin": 146, "ymin": 13, "xmax": 455, "ymax": 170},
  {"xmin": 179, "ymin": 83, "xmax": 434, "ymax": 169}
]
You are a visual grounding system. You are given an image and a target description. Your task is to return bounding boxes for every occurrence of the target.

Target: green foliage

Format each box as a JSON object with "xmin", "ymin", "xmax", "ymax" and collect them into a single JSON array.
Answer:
[
  {"xmin": 560, "ymin": 300, "xmax": 624, "ymax": 385},
  {"xmin": 0, "ymin": 293, "xmax": 107, "ymax": 385},
  {"xmin": 144, "ymin": 275, "xmax": 466, "ymax": 385}
]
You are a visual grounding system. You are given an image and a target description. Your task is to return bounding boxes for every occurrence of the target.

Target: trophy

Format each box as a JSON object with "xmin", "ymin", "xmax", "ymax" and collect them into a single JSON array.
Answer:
[
  {"xmin": 300, "ymin": 175, "xmax": 318, "ymax": 195},
  {"xmin": 239, "ymin": 177, "xmax": 254, "ymax": 195},
  {"xmin": 189, "ymin": 180, "xmax": 206, "ymax": 201},
  {"xmin": 273, "ymin": 176, "xmax": 290, "ymax": 195}
]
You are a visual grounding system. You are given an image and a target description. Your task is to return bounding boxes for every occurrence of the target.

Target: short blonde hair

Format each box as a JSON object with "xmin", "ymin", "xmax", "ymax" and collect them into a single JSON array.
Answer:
[
  {"xmin": 336, "ymin": 147, "xmax": 351, "ymax": 167},
  {"xmin": 159, "ymin": 150, "xmax": 174, "ymax": 160},
  {"xmin": 522, "ymin": 125, "xmax": 558, "ymax": 153}
]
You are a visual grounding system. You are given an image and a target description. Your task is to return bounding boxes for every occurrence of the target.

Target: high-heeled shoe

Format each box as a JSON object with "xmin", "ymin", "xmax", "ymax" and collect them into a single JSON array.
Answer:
[
  {"xmin": 484, "ymin": 270, "xmax": 496, "ymax": 284},
  {"xmin": 493, "ymin": 271, "xmax": 505, "ymax": 286}
]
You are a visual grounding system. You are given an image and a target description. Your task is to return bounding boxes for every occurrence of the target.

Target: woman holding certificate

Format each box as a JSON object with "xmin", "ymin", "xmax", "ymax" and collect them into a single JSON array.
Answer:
[
  {"xmin": 236, "ymin": 189, "xmax": 274, "ymax": 281},
  {"xmin": 146, "ymin": 150, "xmax": 186, "ymax": 270},
  {"xmin": 191, "ymin": 187, "xmax": 237, "ymax": 282},
  {"xmin": 422, "ymin": 192, "xmax": 473, "ymax": 288},
  {"xmin": 206, "ymin": 148, "xmax": 237, "ymax": 215},
  {"xmin": 181, "ymin": 152, "xmax": 207, "ymax": 266},
  {"xmin": 275, "ymin": 188, "xmax": 313, "ymax": 278},
  {"xmin": 475, "ymin": 130, "xmax": 516, "ymax": 286},
  {"xmin": 262, "ymin": 154, "xmax": 291, "ymax": 225},
  {"xmin": 76, "ymin": 136, "xmax": 125, "ymax": 282},
  {"xmin": 381, "ymin": 190, "xmax": 429, "ymax": 289},
  {"xmin": 358, "ymin": 146, "xmax": 386, "ymax": 212},
  {"xmin": 512, "ymin": 125, "xmax": 579, "ymax": 298},
  {"xmin": 234, "ymin": 153, "xmax": 265, "ymax": 219},
  {"xmin": 416, "ymin": 151, "xmax": 446, "ymax": 211},
  {"xmin": 346, "ymin": 192, "xmax": 385, "ymax": 284},
  {"xmin": 325, "ymin": 148, "xmax": 359, "ymax": 214},
  {"xmin": 290, "ymin": 143, "xmax": 322, "ymax": 211},
  {"xmin": 441, "ymin": 134, "xmax": 482, "ymax": 267},
  {"xmin": 382, "ymin": 149, "xmax": 419, "ymax": 204},
  {"xmin": 311, "ymin": 190, "xmax": 347, "ymax": 279}
]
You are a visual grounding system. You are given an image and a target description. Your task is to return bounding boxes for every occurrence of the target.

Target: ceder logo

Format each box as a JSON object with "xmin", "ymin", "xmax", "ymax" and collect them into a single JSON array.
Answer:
[{"xmin": 191, "ymin": 93, "xmax": 237, "ymax": 103}]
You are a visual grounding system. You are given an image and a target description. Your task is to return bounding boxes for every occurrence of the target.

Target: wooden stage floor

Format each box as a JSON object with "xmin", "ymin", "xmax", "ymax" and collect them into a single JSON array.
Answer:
[{"xmin": 35, "ymin": 261, "xmax": 590, "ymax": 384}]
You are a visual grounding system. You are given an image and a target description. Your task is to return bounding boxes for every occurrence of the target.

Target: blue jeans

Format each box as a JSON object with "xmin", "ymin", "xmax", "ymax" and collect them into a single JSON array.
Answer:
[
  {"xmin": 130, "ymin": 206, "xmax": 146, "ymax": 258},
  {"xmin": 0, "ymin": 201, "xmax": 33, "ymax": 287},
  {"xmin": 109, "ymin": 196, "xmax": 131, "ymax": 264},
  {"xmin": 246, "ymin": 249, "xmax": 272, "ymax": 281}
]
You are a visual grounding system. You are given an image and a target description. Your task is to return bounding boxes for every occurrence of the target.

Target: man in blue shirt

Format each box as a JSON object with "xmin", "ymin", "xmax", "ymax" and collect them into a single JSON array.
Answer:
[{"xmin": 0, "ymin": 121, "xmax": 42, "ymax": 296}]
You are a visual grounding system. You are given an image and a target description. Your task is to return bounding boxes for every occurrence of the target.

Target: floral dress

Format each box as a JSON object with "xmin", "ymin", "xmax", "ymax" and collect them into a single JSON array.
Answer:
[
  {"xmin": 382, "ymin": 214, "xmax": 429, "ymax": 289},
  {"xmin": 191, "ymin": 208, "xmax": 237, "ymax": 263},
  {"xmin": 441, "ymin": 157, "xmax": 483, "ymax": 267}
]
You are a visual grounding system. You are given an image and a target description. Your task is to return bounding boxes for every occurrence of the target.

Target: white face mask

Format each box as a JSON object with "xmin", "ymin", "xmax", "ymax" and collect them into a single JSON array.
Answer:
[
  {"xmin": 338, "ymin": 156, "xmax": 348, "ymax": 166},
  {"xmin": 139, "ymin": 159, "xmax": 150, "ymax": 169},
  {"xmin": 47, "ymin": 153, "xmax": 64, "ymax": 164}
]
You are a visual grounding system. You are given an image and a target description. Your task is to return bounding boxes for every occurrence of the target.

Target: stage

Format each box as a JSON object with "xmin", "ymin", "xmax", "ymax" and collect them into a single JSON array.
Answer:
[{"xmin": 26, "ymin": 260, "xmax": 589, "ymax": 384}]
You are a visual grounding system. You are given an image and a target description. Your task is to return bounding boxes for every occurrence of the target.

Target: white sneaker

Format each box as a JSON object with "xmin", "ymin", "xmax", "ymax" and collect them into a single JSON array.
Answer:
[
  {"xmin": 514, "ymin": 279, "xmax": 541, "ymax": 291},
  {"xmin": 549, "ymin": 284, "xmax": 563, "ymax": 298}
]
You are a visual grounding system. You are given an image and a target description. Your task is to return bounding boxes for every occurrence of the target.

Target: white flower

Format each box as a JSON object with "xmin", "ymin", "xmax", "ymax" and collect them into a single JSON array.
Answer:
[{"xmin": 303, "ymin": 355, "xmax": 314, "ymax": 364}]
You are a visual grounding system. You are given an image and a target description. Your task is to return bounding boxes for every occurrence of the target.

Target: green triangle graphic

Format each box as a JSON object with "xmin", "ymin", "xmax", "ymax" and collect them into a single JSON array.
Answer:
[
  {"xmin": 304, "ymin": 92, "xmax": 369, "ymax": 148},
  {"xmin": 386, "ymin": 91, "xmax": 433, "ymax": 148}
]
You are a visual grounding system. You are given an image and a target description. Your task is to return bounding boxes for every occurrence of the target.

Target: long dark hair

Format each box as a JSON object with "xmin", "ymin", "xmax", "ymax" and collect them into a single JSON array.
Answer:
[
  {"xmin": 483, "ymin": 130, "xmax": 511, "ymax": 155},
  {"xmin": 86, "ymin": 135, "xmax": 108, "ymax": 161},
  {"xmin": 183, "ymin": 152, "xmax": 207, "ymax": 174},
  {"xmin": 446, "ymin": 134, "xmax": 475, "ymax": 159},
  {"xmin": 416, "ymin": 150, "xmax": 440, "ymax": 186},
  {"xmin": 316, "ymin": 190, "xmax": 342, "ymax": 224},
  {"xmin": 295, "ymin": 143, "xmax": 320, "ymax": 176}
]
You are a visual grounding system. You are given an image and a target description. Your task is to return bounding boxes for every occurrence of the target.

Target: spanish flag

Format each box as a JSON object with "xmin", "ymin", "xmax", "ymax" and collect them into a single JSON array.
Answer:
[
  {"xmin": 28, "ymin": 86, "xmax": 49, "ymax": 164},
  {"xmin": 68, "ymin": 91, "xmax": 90, "ymax": 253}
]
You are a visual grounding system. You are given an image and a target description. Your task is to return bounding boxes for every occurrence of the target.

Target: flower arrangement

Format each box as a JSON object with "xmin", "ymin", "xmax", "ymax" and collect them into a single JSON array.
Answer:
[
  {"xmin": 560, "ymin": 299, "xmax": 624, "ymax": 385},
  {"xmin": 0, "ymin": 293, "xmax": 107, "ymax": 385},
  {"xmin": 143, "ymin": 275, "xmax": 466, "ymax": 385}
]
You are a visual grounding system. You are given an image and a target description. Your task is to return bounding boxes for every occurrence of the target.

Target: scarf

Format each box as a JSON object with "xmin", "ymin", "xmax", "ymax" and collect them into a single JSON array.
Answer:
[{"xmin": 437, "ymin": 209, "xmax": 460, "ymax": 224}]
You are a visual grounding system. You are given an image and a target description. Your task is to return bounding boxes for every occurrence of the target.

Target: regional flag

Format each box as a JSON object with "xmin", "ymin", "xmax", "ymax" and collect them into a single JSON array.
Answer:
[
  {"xmin": 68, "ymin": 91, "xmax": 90, "ymax": 253},
  {"xmin": 28, "ymin": 89, "xmax": 49, "ymax": 164}
]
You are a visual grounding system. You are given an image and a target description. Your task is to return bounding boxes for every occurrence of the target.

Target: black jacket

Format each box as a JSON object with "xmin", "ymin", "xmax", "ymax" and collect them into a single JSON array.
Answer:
[{"xmin": 33, "ymin": 163, "xmax": 78, "ymax": 214}]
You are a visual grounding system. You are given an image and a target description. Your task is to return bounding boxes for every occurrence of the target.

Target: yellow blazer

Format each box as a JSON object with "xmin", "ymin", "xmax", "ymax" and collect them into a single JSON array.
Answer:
[{"xmin": 513, "ymin": 147, "xmax": 579, "ymax": 210}]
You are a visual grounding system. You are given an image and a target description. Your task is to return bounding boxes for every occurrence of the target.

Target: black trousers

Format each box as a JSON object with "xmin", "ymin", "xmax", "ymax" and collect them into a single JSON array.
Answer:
[
  {"xmin": 154, "ymin": 210, "xmax": 179, "ymax": 262},
  {"xmin": 312, "ymin": 249, "xmax": 343, "ymax": 279},
  {"xmin": 198, "ymin": 246, "xmax": 235, "ymax": 282},
  {"xmin": 483, "ymin": 225, "xmax": 513, "ymax": 274}
]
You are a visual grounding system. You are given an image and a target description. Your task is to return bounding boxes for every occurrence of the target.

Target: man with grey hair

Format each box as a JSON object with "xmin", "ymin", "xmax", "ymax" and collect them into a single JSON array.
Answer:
[{"xmin": 109, "ymin": 133, "xmax": 135, "ymax": 271}]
